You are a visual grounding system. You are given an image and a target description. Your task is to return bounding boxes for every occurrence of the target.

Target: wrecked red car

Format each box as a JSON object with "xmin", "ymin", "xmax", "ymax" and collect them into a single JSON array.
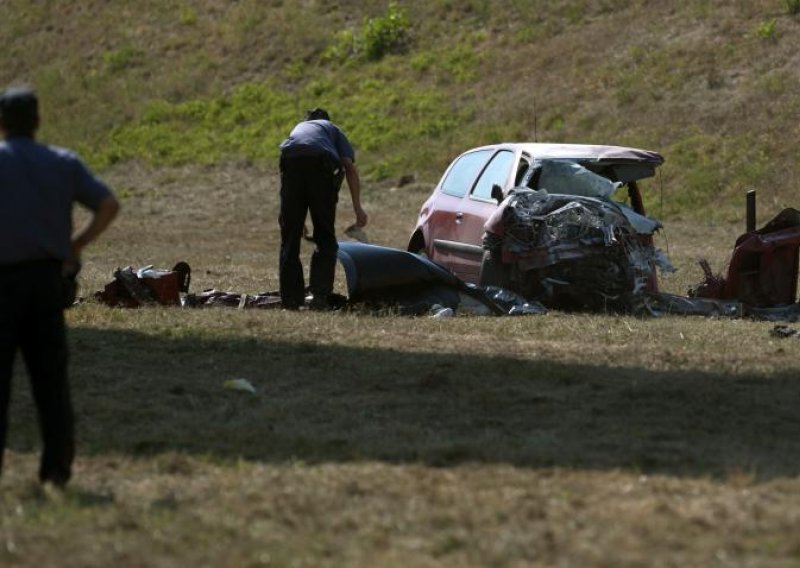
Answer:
[{"xmin": 408, "ymin": 143, "xmax": 672, "ymax": 310}]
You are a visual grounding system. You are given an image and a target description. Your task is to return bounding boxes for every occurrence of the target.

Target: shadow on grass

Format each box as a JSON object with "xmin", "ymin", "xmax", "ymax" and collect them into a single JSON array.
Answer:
[{"xmin": 9, "ymin": 326, "xmax": 800, "ymax": 481}]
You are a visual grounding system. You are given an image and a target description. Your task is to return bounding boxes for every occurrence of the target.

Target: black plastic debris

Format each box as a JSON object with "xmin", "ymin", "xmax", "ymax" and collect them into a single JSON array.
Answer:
[
  {"xmin": 336, "ymin": 242, "xmax": 546, "ymax": 316},
  {"xmin": 770, "ymin": 324, "xmax": 798, "ymax": 338}
]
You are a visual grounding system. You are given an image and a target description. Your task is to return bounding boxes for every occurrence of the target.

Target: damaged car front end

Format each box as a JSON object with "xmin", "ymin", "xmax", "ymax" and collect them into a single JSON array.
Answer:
[{"xmin": 481, "ymin": 160, "xmax": 673, "ymax": 312}]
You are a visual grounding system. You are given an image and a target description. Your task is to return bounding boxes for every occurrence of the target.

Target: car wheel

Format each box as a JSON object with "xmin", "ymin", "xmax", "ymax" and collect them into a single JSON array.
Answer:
[
  {"xmin": 479, "ymin": 248, "xmax": 511, "ymax": 289},
  {"xmin": 407, "ymin": 231, "xmax": 426, "ymax": 256}
]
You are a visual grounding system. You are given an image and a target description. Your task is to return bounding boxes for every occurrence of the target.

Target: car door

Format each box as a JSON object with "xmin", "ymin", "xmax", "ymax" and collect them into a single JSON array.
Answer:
[
  {"xmin": 449, "ymin": 150, "xmax": 518, "ymax": 280},
  {"xmin": 428, "ymin": 149, "xmax": 493, "ymax": 271}
]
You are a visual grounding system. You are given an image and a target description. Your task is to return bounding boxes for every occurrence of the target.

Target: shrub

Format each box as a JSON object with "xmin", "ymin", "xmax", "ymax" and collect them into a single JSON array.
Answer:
[
  {"xmin": 361, "ymin": 2, "xmax": 411, "ymax": 60},
  {"xmin": 325, "ymin": 3, "xmax": 411, "ymax": 62},
  {"xmin": 786, "ymin": 0, "xmax": 800, "ymax": 15},
  {"xmin": 755, "ymin": 19, "xmax": 777, "ymax": 41}
]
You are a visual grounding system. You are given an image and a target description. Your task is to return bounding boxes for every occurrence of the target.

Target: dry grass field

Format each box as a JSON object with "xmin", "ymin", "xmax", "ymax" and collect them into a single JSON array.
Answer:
[{"xmin": 2, "ymin": 165, "xmax": 799, "ymax": 567}]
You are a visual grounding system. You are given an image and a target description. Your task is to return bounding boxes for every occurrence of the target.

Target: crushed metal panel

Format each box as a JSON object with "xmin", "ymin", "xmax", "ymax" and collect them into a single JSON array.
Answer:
[{"xmin": 482, "ymin": 183, "xmax": 670, "ymax": 312}]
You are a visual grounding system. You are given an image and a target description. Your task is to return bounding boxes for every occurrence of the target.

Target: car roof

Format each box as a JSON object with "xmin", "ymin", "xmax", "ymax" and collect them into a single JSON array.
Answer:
[{"xmin": 468, "ymin": 142, "xmax": 664, "ymax": 165}]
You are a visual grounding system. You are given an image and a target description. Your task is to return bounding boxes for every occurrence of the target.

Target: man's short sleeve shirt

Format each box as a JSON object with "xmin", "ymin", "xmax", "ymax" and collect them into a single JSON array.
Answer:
[
  {"xmin": 0, "ymin": 137, "xmax": 113, "ymax": 263},
  {"xmin": 279, "ymin": 120, "xmax": 355, "ymax": 164}
]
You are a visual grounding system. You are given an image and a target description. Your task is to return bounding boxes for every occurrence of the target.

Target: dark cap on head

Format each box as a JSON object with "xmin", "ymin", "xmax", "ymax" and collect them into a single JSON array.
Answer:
[
  {"xmin": 305, "ymin": 107, "xmax": 330, "ymax": 121},
  {"xmin": 0, "ymin": 87, "xmax": 39, "ymax": 135}
]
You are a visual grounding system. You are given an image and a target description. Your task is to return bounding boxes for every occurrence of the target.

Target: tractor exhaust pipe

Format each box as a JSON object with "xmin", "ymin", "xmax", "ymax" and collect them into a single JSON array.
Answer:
[{"xmin": 746, "ymin": 189, "xmax": 756, "ymax": 233}]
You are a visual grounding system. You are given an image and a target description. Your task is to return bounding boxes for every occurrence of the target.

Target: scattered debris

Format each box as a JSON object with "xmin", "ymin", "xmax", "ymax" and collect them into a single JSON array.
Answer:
[
  {"xmin": 770, "ymin": 324, "xmax": 798, "ymax": 338},
  {"xmin": 223, "ymin": 378, "xmax": 257, "ymax": 393},
  {"xmin": 96, "ymin": 262, "xmax": 190, "ymax": 307},
  {"xmin": 430, "ymin": 306, "xmax": 454, "ymax": 319},
  {"xmin": 92, "ymin": 192, "xmax": 798, "ymax": 321},
  {"xmin": 643, "ymin": 293, "xmax": 742, "ymax": 318},
  {"xmin": 185, "ymin": 289, "xmax": 283, "ymax": 309}
]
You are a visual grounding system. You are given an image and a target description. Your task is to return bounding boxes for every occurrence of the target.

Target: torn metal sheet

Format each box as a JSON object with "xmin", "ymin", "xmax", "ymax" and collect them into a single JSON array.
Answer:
[{"xmin": 643, "ymin": 293, "xmax": 743, "ymax": 318}]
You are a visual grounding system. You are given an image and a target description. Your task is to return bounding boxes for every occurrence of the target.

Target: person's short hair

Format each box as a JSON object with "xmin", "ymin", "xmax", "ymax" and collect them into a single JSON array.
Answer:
[
  {"xmin": 0, "ymin": 87, "xmax": 39, "ymax": 135},
  {"xmin": 305, "ymin": 107, "xmax": 330, "ymax": 121}
]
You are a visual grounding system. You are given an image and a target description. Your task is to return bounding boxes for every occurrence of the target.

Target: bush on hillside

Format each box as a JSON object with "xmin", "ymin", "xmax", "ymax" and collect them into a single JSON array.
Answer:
[{"xmin": 325, "ymin": 3, "xmax": 411, "ymax": 62}]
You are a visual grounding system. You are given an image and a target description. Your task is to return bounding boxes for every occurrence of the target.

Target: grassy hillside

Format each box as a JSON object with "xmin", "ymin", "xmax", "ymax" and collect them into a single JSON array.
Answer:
[{"xmin": 2, "ymin": 0, "xmax": 799, "ymax": 220}]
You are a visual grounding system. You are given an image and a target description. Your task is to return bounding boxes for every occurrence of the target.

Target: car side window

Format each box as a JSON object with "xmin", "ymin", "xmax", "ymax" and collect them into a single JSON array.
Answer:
[
  {"xmin": 471, "ymin": 150, "xmax": 515, "ymax": 200},
  {"xmin": 440, "ymin": 150, "xmax": 493, "ymax": 198}
]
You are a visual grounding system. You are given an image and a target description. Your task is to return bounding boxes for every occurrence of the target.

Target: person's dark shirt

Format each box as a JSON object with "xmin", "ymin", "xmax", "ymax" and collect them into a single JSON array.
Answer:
[
  {"xmin": 279, "ymin": 119, "xmax": 355, "ymax": 164},
  {"xmin": 0, "ymin": 137, "xmax": 112, "ymax": 264}
]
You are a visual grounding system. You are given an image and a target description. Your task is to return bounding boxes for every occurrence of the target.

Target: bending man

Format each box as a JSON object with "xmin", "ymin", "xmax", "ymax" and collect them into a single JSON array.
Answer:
[{"xmin": 278, "ymin": 108, "xmax": 367, "ymax": 310}]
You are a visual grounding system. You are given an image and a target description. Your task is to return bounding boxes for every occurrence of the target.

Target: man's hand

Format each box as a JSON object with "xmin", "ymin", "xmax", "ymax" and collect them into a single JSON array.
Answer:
[
  {"xmin": 354, "ymin": 204, "xmax": 368, "ymax": 227},
  {"xmin": 63, "ymin": 244, "xmax": 82, "ymax": 277},
  {"xmin": 67, "ymin": 196, "xmax": 119, "ymax": 274},
  {"xmin": 342, "ymin": 158, "xmax": 367, "ymax": 227}
]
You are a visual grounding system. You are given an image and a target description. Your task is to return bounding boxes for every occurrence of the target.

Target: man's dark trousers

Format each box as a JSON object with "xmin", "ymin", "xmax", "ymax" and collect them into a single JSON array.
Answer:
[
  {"xmin": 0, "ymin": 260, "xmax": 74, "ymax": 485},
  {"xmin": 279, "ymin": 155, "xmax": 339, "ymax": 307}
]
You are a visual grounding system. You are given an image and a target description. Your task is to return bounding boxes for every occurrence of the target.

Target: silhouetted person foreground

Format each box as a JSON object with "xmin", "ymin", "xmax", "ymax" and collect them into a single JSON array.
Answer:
[{"xmin": 0, "ymin": 87, "xmax": 119, "ymax": 487}]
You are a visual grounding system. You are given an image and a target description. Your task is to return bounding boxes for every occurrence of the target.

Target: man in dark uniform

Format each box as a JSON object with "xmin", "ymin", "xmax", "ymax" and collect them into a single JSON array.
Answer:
[
  {"xmin": 278, "ymin": 108, "xmax": 367, "ymax": 309},
  {"xmin": 0, "ymin": 87, "xmax": 119, "ymax": 487}
]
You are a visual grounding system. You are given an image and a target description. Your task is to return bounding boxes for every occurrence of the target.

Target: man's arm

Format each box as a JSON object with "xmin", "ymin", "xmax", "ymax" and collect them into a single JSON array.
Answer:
[
  {"xmin": 65, "ymin": 195, "xmax": 120, "ymax": 272},
  {"xmin": 342, "ymin": 157, "xmax": 367, "ymax": 227}
]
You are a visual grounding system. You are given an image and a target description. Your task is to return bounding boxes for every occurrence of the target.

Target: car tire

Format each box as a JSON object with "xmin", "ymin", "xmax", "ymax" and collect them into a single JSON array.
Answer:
[{"xmin": 479, "ymin": 248, "xmax": 511, "ymax": 289}]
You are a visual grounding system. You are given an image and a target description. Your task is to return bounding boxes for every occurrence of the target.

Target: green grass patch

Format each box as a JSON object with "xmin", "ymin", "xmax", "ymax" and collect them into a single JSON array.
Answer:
[
  {"xmin": 103, "ymin": 47, "xmax": 144, "ymax": 73},
  {"xmin": 94, "ymin": 76, "xmax": 463, "ymax": 179},
  {"xmin": 755, "ymin": 18, "xmax": 778, "ymax": 41}
]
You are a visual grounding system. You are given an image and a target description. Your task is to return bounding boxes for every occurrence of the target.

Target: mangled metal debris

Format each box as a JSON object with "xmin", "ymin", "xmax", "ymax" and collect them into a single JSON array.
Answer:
[
  {"xmin": 96, "ymin": 262, "xmax": 191, "ymax": 307},
  {"xmin": 482, "ymin": 160, "xmax": 673, "ymax": 313},
  {"xmin": 771, "ymin": 324, "xmax": 799, "ymax": 338},
  {"xmin": 185, "ymin": 289, "xmax": 284, "ymax": 309}
]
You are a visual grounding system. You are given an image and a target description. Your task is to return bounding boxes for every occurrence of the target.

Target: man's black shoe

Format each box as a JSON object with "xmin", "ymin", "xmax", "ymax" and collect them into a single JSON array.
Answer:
[{"xmin": 308, "ymin": 296, "xmax": 331, "ymax": 311}]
